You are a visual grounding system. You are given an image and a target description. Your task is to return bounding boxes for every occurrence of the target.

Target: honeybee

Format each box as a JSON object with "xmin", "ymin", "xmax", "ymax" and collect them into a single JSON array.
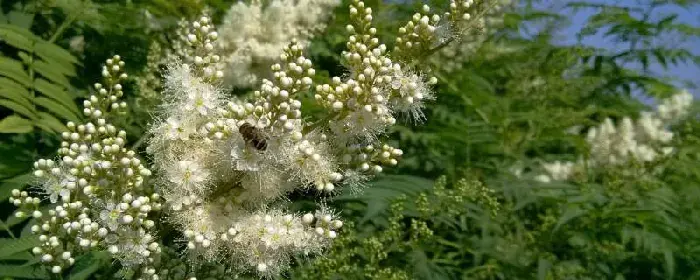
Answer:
[{"xmin": 239, "ymin": 123, "xmax": 268, "ymax": 151}]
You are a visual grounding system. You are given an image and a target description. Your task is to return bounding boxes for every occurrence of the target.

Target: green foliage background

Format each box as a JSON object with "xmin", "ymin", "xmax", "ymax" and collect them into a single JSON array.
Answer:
[{"xmin": 0, "ymin": 0, "xmax": 699, "ymax": 279}]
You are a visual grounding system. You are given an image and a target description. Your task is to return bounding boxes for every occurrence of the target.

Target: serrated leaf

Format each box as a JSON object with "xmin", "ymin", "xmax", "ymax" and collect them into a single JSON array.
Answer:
[
  {"xmin": 2, "ymin": 171, "xmax": 34, "ymax": 184},
  {"xmin": 38, "ymin": 53, "xmax": 77, "ymax": 77},
  {"xmin": 68, "ymin": 251, "xmax": 110, "ymax": 280},
  {"xmin": 553, "ymin": 206, "xmax": 587, "ymax": 232},
  {"xmin": 0, "ymin": 76, "xmax": 30, "ymax": 97},
  {"xmin": 0, "ymin": 237, "xmax": 41, "ymax": 259},
  {"xmin": 0, "ymin": 56, "xmax": 32, "ymax": 87},
  {"xmin": 37, "ymin": 111, "xmax": 68, "ymax": 133},
  {"xmin": 0, "ymin": 115, "xmax": 33, "ymax": 133},
  {"xmin": 0, "ymin": 153, "xmax": 34, "ymax": 181},
  {"xmin": 34, "ymin": 41, "xmax": 79, "ymax": 66},
  {"xmin": 0, "ymin": 250, "xmax": 34, "ymax": 261},
  {"xmin": 6, "ymin": 9, "xmax": 34, "ymax": 29},
  {"xmin": 0, "ymin": 87, "xmax": 32, "ymax": 109},
  {"xmin": 537, "ymin": 258, "xmax": 552, "ymax": 280},
  {"xmin": 5, "ymin": 211, "xmax": 30, "ymax": 227},
  {"xmin": 34, "ymin": 78, "xmax": 78, "ymax": 114},
  {"xmin": 664, "ymin": 249, "xmax": 675, "ymax": 279},
  {"xmin": 0, "ymin": 264, "xmax": 48, "ymax": 279},
  {"xmin": 410, "ymin": 249, "xmax": 441, "ymax": 280},
  {"xmin": 0, "ymin": 98, "xmax": 35, "ymax": 119},
  {"xmin": 33, "ymin": 59, "xmax": 72, "ymax": 88},
  {"xmin": 21, "ymin": 218, "xmax": 38, "ymax": 237},
  {"xmin": 17, "ymin": 50, "xmax": 32, "ymax": 64},
  {"xmin": 35, "ymin": 96, "xmax": 80, "ymax": 122},
  {"xmin": 0, "ymin": 24, "xmax": 35, "ymax": 51},
  {"xmin": 33, "ymin": 121, "xmax": 56, "ymax": 134},
  {"xmin": 568, "ymin": 233, "xmax": 588, "ymax": 247}
]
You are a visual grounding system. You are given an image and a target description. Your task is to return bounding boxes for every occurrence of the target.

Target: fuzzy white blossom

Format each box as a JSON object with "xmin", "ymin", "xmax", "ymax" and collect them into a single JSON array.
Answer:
[
  {"xmin": 541, "ymin": 161, "xmax": 574, "ymax": 181},
  {"xmin": 657, "ymin": 89, "xmax": 693, "ymax": 121},
  {"xmin": 145, "ymin": 1, "xmax": 485, "ymax": 277},
  {"xmin": 9, "ymin": 1, "xmax": 489, "ymax": 278},
  {"xmin": 429, "ymin": 0, "xmax": 512, "ymax": 73},
  {"xmin": 538, "ymin": 91, "xmax": 693, "ymax": 182},
  {"xmin": 217, "ymin": 0, "xmax": 341, "ymax": 88},
  {"xmin": 148, "ymin": 16, "xmax": 343, "ymax": 277}
]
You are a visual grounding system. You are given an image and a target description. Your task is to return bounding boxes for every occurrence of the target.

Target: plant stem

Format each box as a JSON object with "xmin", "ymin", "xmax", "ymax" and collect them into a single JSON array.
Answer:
[
  {"xmin": 48, "ymin": 15, "xmax": 76, "ymax": 43},
  {"xmin": 2, "ymin": 226, "xmax": 16, "ymax": 239}
]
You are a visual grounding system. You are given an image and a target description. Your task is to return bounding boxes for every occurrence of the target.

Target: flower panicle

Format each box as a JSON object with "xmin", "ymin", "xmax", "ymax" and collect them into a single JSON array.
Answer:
[
  {"xmin": 11, "ymin": 56, "xmax": 162, "ymax": 278},
  {"xmin": 537, "ymin": 90, "xmax": 694, "ymax": 182},
  {"xmin": 217, "ymin": 0, "xmax": 341, "ymax": 88},
  {"xmin": 145, "ymin": 0, "xmax": 488, "ymax": 277}
]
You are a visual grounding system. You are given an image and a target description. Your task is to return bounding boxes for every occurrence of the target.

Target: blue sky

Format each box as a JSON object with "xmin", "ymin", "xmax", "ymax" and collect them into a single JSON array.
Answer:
[{"xmin": 534, "ymin": 0, "xmax": 700, "ymax": 101}]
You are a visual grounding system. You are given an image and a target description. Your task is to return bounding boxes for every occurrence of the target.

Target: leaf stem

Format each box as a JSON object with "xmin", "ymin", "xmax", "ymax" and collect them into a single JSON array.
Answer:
[
  {"xmin": 1, "ymin": 221, "xmax": 17, "ymax": 239},
  {"xmin": 48, "ymin": 15, "xmax": 76, "ymax": 44}
]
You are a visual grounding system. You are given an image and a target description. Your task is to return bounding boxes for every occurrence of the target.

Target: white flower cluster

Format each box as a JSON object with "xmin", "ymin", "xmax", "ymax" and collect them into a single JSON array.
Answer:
[
  {"xmin": 537, "ymin": 91, "xmax": 694, "ymax": 182},
  {"xmin": 11, "ymin": 56, "xmax": 162, "ymax": 278},
  {"xmin": 217, "ymin": 0, "xmax": 341, "ymax": 88},
  {"xmin": 657, "ymin": 89, "xmax": 694, "ymax": 121},
  {"xmin": 315, "ymin": 0, "xmax": 441, "ymax": 142},
  {"xmin": 148, "ymin": 16, "xmax": 343, "ymax": 277},
  {"xmin": 171, "ymin": 16, "xmax": 224, "ymax": 82},
  {"xmin": 146, "ymin": 0, "xmax": 483, "ymax": 276},
  {"xmin": 391, "ymin": 0, "xmax": 499, "ymax": 64},
  {"xmin": 430, "ymin": 0, "xmax": 512, "ymax": 73}
]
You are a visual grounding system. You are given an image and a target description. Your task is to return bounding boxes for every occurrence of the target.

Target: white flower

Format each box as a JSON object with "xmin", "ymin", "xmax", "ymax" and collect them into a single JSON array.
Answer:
[
  {"xmin": 42, "ymin": 176, "xmax": 73, "ymax": 203},
  {"xmin": 388, "ymin": 69, "xmax": 433, "ymax": 119},
  {"xmin": 167, "ymin": 160, "xmax": 210, "ymax": 193},
  {"xmin": 230, "ymin": 140, "xmax": 262, "ymax": 172},
  {"xmin": 534, "ymin": 174, "xmax": 551, "ymax": 183},
  {"xmin": 185, "ymin": 89, "xmax": 216, "ymax": 116},
  {"xmin": 165, "ymin": 117, "xmax": 195, "ymax": 141},
  {"xmin": 110, "ymin": 228, "xmax": 157, "ymax": 267},
  {"xmin": 542, "ymin": 161, "xmax": 574, "ymax": 181},
  {"xmin": 657, "ymin": 90, "xmax": 693, "ymax": 121},
  {"xmin": 99, "ymin": 201, "xmax": 123, "ymax": 231},
  {"xmin": 47, "ymin": 184, "xmax": 70, "ymax": 203},
  {"xmin": 218, "ymin": 0, "xmax": 340, "ymax": 88}
]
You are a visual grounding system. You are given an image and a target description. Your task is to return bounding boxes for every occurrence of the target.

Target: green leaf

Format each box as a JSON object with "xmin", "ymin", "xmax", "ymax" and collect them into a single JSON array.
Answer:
[
  {"xmin": 553, "ymin": 206, "xmax": 587, "ymax": 232},
  {"xmin": 0, "ymin": 56, "xmax": 32, "ymax": 87},
  {"xmin": 37, "ymin": 111, "xmax": 68, "ymax": 133},
  {"xmin": 34, "ymin": 41, "xmax": 79, "ymax": 66},
  {"xmin": 35, "ymin": 96, "xmax": 80, "ymax": 122},
  {"xmin": 33, "ymin": 59, "xmax": 72, "ymax": 88},
  {"xmin": 568, "ymin": 233, "xmax": 588, "ymax": 247},
  {"xmin": 0, "ymin": 24, "xmax": 35, "ymax": 51},
  {"xmin": 0, "ymin": 115, "xmax": 33, "ymax": 133},
  {"xmin": 0, "ymin": 98, "xmax": 35, "ymax": 119},
  {"xmin": 0, "ymin": 174, "xmax": 32, "ymax": 200},
  {"xmin": 37, "ymin": 53, "xmax": 77, "ymax": 77},
  {"xmin": 0, "ymin": 76, "xmax": 28, "ymax": 91},
  {"xmin": 5, "ymin": 9, "xmax": 34, "ymax": 29},
  {"xmin": 664, "ymin": 249, "xmax": 675, "ymax": 279},
  {"xmin": 0, "ymin": 250, "xmax": 34, "ymax": 261},
  {"xmin": 0, "ymin": 237, "xmax": 41, "ymax": 259},
  {"xmin": 0, "ymin": 86, "xmax": 32, "ymax": 110},
  {"xmin": 5, "ymin": 211, "xmax": 30, "ymax": 227},
  {"xmin": 34, "ymin": 78, "xmax": 79, "ymax": 114},
  {"xmin": 68, "ymin": 251, "xmax": 110, "ymax": 280},
  {"xmin": 0, "ymin": 264, "xmax": 47, "ymax": 279},
  {"xmin": 537, "ymin": 258, "xmax": 552, "ymax": 280},
  {"xmin": 0, "ymin": 76, "xmax": 31, "ymax": 105}
]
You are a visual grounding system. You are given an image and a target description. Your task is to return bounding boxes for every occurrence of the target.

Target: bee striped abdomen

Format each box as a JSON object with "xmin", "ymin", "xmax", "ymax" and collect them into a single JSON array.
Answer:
[{"xmin": 239, "ymin": 123, "xmax": 268, "ymax": 151}]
